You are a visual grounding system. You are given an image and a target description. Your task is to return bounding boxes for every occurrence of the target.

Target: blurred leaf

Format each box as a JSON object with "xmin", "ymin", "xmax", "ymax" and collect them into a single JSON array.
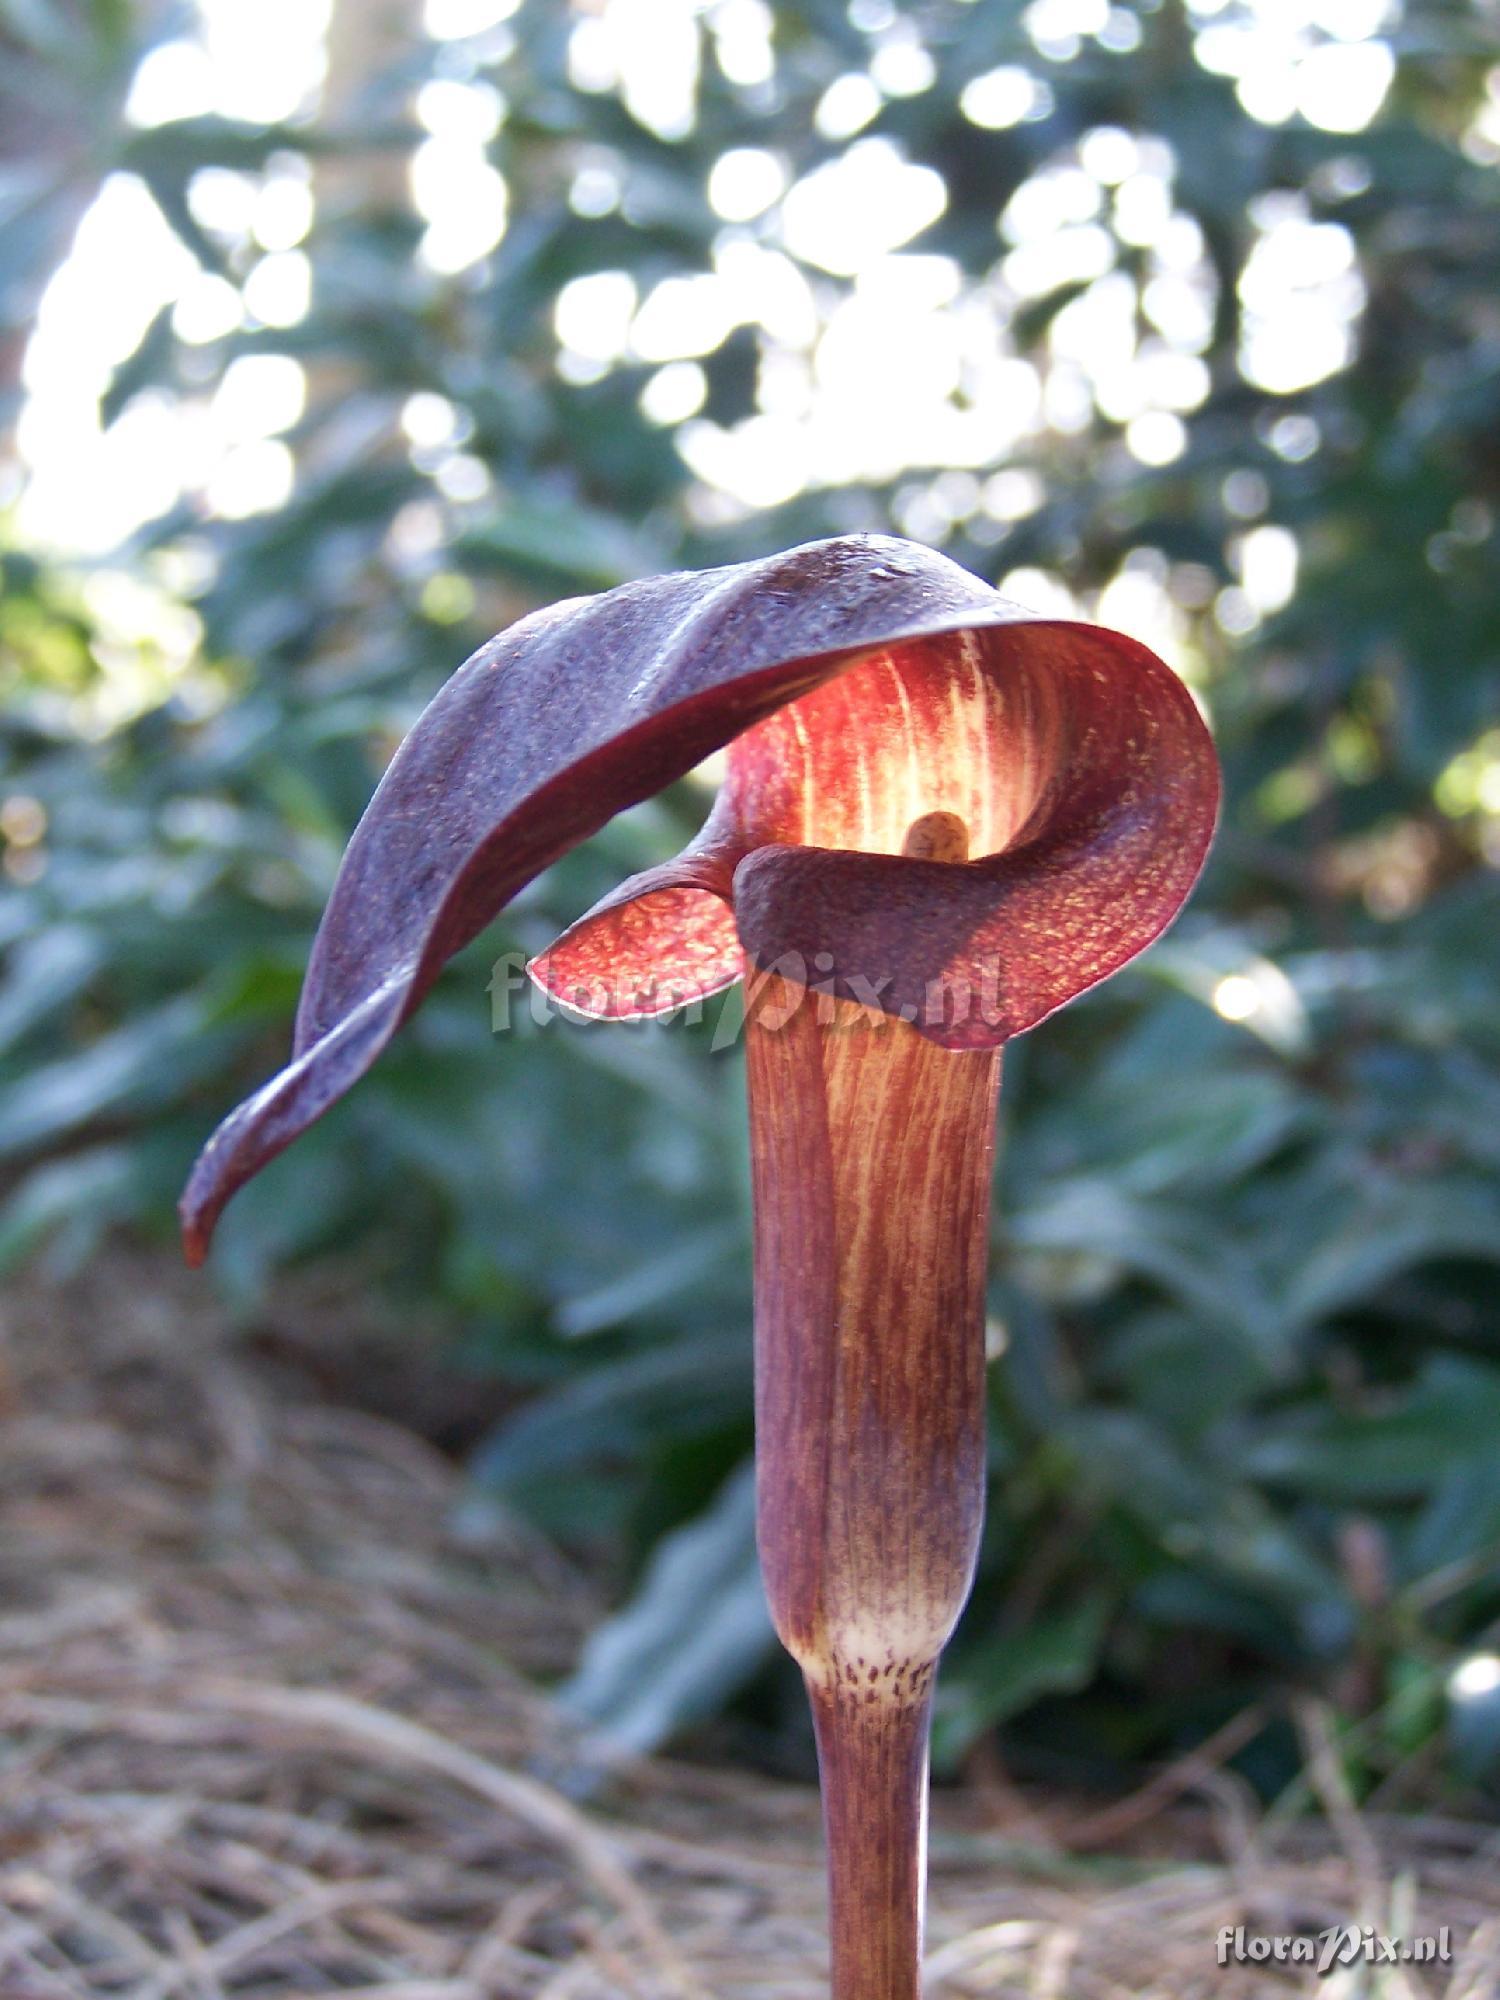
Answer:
[
  {"xmin": 457, "ymin": 502, "xmax": 667, "ymax": 593},
  {"xmin": 470, "ymin": 1332, "xmax": 752, "ymax": 1493},
  {"xmin": 556, "ymin": 1461, "xmax": 773, "ymax": 1753},
  {"xmin": 100, "ymin": 302, "xmax": 176, "ymax": 428},
  {"xmin": 1284, "ymin": 1180, "xmax": 1500, "ymax": 1327},
  {"xmin": 1402, "ymin": 1460, "xmax": 1500, "ymax": 1589},
  {"xmin": 1009, "ymin": 1179, "xmax": 1283, "ymax": 1358},
  {"xmin": 0, "ymin": 1143, "xmax": 135, "ymax": 1274},
  {"xmin": 0, "ymin": 922, "xmax": 103, "ymax": 1056},
  {"xmin": 0, "ymin": 996, "xmax": 237, "ymax": 1157},
  {"xmin": 554, "ymin": 1222, "xmax": 741, "ymax": 1338},
  {"xmin": 1243, "ymin": 1360, "xmax": 1500, "ymax": 1503},
  {"xmin": 935, "ymin": 1596, "xmax": 1111, "ymax": 1766}
]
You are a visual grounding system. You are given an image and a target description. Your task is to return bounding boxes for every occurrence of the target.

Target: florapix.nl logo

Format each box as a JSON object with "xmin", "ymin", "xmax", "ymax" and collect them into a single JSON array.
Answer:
[
  {"xmin": 489, "ymin": 948, "xmax": 1010, "ymax": 1049},
  {"xmin": 1217, "ymin": 1924, "xmax": 1454, "ymax": 1976}
]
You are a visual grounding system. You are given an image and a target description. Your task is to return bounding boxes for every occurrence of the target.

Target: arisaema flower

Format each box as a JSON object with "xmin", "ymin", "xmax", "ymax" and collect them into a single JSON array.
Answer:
[{"xmin": 183, "ymin": 534, "xmax": 1219, "ymax": 2000}]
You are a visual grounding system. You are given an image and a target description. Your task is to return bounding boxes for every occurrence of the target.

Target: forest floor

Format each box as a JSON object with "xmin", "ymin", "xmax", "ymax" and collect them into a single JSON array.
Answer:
[{"xmin": 2, "ymin": 1251, "xmax": 1498, "ymax": 2000}]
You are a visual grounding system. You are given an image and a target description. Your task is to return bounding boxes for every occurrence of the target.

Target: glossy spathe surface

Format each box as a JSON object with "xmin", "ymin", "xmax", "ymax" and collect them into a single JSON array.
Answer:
[
  {"xmin": 180, "ymin": 534, "xmax": 1218, "ymax": 1260},
  {"xmin": 536, "ymin": 619, "xmax": 1218, "ymax": 1048}
]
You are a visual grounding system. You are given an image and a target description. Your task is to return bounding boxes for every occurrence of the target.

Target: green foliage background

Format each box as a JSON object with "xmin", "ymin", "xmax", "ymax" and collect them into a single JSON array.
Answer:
[{"xmin": 3, "ymin": 0, "xmax": 1499, "ymax": 1798}]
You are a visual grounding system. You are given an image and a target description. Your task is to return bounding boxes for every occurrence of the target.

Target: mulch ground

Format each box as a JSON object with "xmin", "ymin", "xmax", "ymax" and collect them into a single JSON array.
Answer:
[{"xmin": 2, "ymin": 1251, "xmax": 1497, "ymax": 1999}]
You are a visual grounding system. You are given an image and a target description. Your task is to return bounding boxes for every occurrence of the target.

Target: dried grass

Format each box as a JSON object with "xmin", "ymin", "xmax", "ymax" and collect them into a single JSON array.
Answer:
[{"xmin": 1, "ymin": 1252, "xmax": 1497, "ymax": 1999}]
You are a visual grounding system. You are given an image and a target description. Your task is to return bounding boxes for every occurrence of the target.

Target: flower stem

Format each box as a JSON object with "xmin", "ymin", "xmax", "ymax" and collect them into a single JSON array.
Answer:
[
  {"xmin": 744, "ymin": 965, "xmax": 1001, "ymax": 2000},
  {"xmin": 809, "ymin": 1675, "xmax": 934, "ymax": 2000}
]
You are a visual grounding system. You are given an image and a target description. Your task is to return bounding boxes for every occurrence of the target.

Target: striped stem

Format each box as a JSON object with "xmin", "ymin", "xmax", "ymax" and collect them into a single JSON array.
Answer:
[{"xmin": 744, "ymin": 954, "xmax": 1000, "ymax": 2000}]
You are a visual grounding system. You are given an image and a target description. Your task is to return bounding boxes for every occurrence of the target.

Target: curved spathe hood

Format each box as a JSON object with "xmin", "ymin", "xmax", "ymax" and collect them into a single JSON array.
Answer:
[{"xmin": 181, "ymin": 534, "xmax": 1219, "ymax": 1261}]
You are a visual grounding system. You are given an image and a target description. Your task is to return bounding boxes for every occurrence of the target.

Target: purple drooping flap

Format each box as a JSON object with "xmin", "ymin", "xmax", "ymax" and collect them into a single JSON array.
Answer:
[{"xmin": 182, "ymin": 535, "xmax": 1044, "ymax": 1258}]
